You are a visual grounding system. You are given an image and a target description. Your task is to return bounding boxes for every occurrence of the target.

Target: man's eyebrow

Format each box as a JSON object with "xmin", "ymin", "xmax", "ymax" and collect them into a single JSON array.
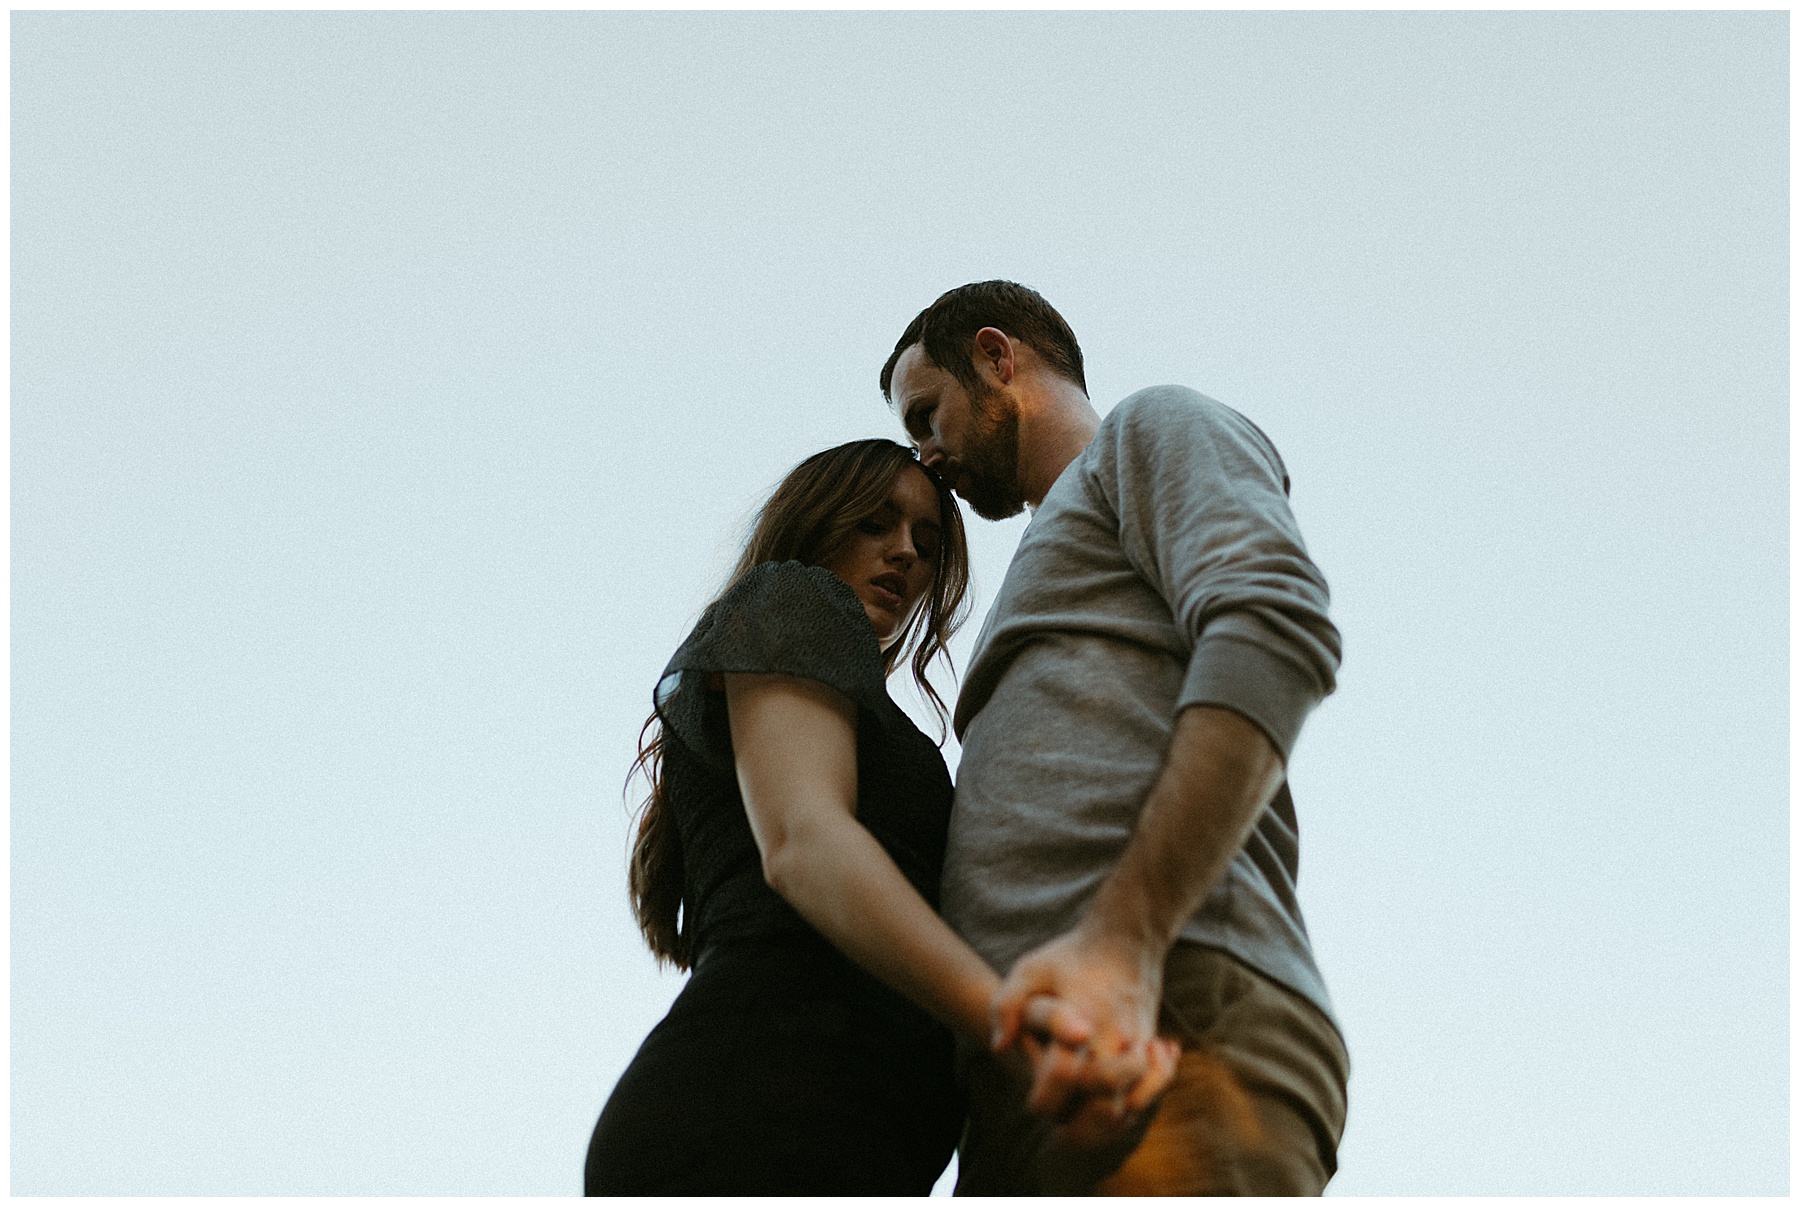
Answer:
[{"xmin": 899, "ymin": 394, "xmax": 932, "ymax": 432}]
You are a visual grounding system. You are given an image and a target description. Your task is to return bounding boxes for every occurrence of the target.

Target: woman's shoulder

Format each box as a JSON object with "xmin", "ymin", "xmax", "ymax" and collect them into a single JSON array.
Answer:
[
  {"xmin": 653, "ymin": 562, "xmax": 891, "ymax": 772},
  {"xmin": 714, "ymin": 559, "xmax": 868, "ymax": 628},
  {"xmin": 686, "ymin": 561, "xmax": 877, "ymax": 672}
]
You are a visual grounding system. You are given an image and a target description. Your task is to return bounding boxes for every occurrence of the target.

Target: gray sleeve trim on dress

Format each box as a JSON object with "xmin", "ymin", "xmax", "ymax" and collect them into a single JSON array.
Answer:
[{"xmin": 652, "ymin": 560, "xmax": 891, "ymax": 774}]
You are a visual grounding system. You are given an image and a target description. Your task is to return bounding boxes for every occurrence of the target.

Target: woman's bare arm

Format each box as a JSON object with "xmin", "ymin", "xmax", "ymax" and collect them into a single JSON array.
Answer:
[{"xmin": 723, "ymin": 671, "xmax": 1084, "ymax": 1045}]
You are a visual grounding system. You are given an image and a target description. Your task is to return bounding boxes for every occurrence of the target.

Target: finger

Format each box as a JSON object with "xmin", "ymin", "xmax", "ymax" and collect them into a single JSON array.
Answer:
[
  {"xmin": 989, "ymin": 972, "xmax": 1043, "ymax": 1052},
  {"xmin": 1074, "ymin": 1041, "xmax": 1149, "ymax": 1094},
  {"xmin": 1019, "ymin": 995, "xmax": 1059, "ymax": 1041},
  {"xmin": 1014, "ymin": 1032, "xmax": 1057, "ymax": 1091},
  {"xmin": 990, "ymin": 963, "xmax": 1057, "ymax": 1052},
  {"xmin": 1025, "ymin": 1039, "xmax": 1072, "ymax": 1114},
  {"xmin": 1025, "ymin": 1039, "xmax": 1089, "ymax": 1118},
  {"xmin": 1123, "ymin": 1037, "xmax": 1181, "ymax": 1113},
  {"xmin": 1023, "ymin": 994, "xmax": 1095, "ymax": 1049},
  {"xmin": 1021, "ymin": 1031, "xmax": 1141, "ymax": 1097}
]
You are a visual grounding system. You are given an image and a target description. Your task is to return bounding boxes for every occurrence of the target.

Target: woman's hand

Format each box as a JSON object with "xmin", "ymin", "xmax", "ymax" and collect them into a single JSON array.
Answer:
[{"xmin": 998, "ymin": 979, "xmax": 1183, "ymax": 1152}]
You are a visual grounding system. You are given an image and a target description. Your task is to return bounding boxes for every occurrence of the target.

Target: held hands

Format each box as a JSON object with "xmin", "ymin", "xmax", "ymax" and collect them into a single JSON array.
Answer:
[{"xmin": 991, "ymin": 926, "xmax": 1181, "ymax": 1151}]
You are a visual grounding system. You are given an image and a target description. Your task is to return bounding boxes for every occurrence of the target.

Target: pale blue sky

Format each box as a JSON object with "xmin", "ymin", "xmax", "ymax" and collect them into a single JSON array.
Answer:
[{"xmin": 12, "ymin": 11, "xmax": 1787, "ymax": 1195}]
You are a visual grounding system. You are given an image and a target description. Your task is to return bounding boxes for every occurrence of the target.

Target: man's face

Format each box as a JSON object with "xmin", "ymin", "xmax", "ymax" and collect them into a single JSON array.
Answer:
[{"xmin": 890, "ymin": 344, "xmax": 1027, "ymax": 521}]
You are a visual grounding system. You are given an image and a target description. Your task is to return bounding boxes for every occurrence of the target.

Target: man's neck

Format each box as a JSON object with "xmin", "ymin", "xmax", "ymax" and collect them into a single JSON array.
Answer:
[{"xmin": 1018, "ymin": 380, "xmax": 1103, "ymax": 511}]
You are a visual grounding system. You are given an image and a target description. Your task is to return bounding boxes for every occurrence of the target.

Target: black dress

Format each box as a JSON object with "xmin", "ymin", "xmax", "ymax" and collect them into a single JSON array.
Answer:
[{"xmin": 585, "ymin": 561, "xmax": 963, "ymax": 1195}]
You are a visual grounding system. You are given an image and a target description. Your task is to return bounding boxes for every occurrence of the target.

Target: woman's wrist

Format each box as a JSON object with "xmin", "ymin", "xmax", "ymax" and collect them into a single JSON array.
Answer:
[{"xmin": 951, "ymin": 966, "xmax": 1003, "ymax": 1041}]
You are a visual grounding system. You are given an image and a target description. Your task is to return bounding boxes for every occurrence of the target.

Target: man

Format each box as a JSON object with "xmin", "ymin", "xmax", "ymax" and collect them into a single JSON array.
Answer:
[{"xmin": 880, "ymin": 281, "xmax": 1349, "ymax": 1195}]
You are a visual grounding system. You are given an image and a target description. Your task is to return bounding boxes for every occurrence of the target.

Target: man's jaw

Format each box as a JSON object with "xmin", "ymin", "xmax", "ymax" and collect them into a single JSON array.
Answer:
[
  {"xmin": 953, "ymin": 390, "xmax": 1029, "ymax": 520},
  {"xmin": 953, "ymin": 466, "xmax": 1027, "ymax": 521}
]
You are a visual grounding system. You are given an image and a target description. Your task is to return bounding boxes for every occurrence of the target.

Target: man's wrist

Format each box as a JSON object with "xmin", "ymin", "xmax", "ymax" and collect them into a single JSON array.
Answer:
[{"xmin": 1073, "ymin": 904, "xmax": 1170, "ymax": 985}]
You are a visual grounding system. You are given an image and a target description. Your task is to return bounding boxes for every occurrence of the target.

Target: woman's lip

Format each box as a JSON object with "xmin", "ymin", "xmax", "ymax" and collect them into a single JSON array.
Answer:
[{"xmin": 870, "ymin": 582, "xmax": 905, "ymax": 609}]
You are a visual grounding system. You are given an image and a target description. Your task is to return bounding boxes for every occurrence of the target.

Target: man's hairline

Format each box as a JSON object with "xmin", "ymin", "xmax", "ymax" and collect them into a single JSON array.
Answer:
[
  {"xmin": 884, "ymin": 342, "xmax": 938, "ymax": 432},
  {"xmin": 887, "ymin": 328, "xmax": 1081, "ymax": 404},
  {"xmin": 881, "ymin": 338, "xmax": 926, "ymax": 406},
  {"xmin": 882, "ymin": 334, "xmax": 995, "ymax": 410}
]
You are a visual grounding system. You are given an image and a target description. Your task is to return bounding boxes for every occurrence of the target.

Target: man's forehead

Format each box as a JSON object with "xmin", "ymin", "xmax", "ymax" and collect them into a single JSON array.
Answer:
[{"xmin": 892, "ymin": 344, "xmax": 945, "ymax": 402}]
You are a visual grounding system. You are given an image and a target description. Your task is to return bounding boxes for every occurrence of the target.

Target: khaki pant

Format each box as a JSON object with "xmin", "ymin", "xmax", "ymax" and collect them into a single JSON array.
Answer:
[{"xmin": 957, "ymin": 944, "xmax": 1349, "ymax": 1196}]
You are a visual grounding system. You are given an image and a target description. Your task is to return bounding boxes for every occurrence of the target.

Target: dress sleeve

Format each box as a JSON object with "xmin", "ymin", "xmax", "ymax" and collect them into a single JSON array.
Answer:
[{"xmin": 652, "ymin": 560, "xmax": 892, "ymax": 775}]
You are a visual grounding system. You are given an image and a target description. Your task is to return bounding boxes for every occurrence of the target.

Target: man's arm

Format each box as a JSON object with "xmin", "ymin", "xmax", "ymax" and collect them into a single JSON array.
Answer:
[
  {"xmin": 991, "ymin": 704, "xmax": 1285, "ymax": 1123},
  {"xmin": 993, "ymin": 389, "xmax": 1339, "ymax": 1139}
]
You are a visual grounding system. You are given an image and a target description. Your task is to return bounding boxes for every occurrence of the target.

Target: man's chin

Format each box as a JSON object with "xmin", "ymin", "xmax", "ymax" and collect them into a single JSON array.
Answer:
[{"xmin": 960, "ymin": 480, "xmax": 1026, "ymax": 522}]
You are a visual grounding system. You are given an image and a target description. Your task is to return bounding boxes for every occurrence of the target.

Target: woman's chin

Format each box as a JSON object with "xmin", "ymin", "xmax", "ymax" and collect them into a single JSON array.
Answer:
[{"xmin": 863, "ymin": 603, "xmax": 898, "ymax": 644}]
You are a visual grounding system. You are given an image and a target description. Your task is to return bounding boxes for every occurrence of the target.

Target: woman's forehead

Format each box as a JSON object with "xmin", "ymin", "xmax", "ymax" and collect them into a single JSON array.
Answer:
[{"xmin": 889, "ymin": 465, "xmax": 942, "ymax": 522}]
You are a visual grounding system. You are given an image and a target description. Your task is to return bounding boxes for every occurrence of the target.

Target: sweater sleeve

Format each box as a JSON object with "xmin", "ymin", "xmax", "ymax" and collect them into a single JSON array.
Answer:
[
  {"xmin": 1080, "ymin": 386, "xmax": 1341, "ymax": 759},
  {"xmin": 653, "ymin": 560, "xmax": 891, "ymax": 776}
]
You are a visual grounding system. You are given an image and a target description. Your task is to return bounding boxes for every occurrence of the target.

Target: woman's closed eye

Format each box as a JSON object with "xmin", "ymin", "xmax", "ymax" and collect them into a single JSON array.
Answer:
[{"xmin": 913, "ymin": 520, "xmax": 942, "ymax": 563}]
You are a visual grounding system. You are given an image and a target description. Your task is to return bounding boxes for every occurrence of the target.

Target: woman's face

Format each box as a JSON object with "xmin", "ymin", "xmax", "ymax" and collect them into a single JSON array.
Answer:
[{"xmin": 819, "ymin": 465, "xmax": 943, "ymax": 647}]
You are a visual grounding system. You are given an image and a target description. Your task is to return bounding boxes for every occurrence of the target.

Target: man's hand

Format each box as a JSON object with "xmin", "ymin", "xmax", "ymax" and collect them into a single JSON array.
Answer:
[
  {"xmin": 996, "ymin": 706, "xmax": 1283, "ymax": 1149},
  {"xmin": 990, "ymin": 707, "xmax": 1285, "ymax": 1153},
  {"xmin": 993, "ymin": 928, "xmax": 1181, "ymax": 1146}
]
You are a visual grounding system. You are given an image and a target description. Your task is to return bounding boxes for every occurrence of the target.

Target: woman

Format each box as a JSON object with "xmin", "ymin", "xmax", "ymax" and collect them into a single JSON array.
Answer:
[{"xmin": 585, "ymin": 438, "xmax": 1074, "ymax": 1194}]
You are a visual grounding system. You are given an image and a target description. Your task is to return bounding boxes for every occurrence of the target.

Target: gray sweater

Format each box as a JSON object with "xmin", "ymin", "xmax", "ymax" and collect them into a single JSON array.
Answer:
[{"xmin": 943, "ymin": 385, "xmax": 1342, "ymax": 1025}]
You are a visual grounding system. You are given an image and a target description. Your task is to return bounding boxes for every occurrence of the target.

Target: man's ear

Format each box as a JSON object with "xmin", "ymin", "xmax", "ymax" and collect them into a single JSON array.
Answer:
[{"xmin": 972, "ymin": 327, "xmax": 1017, "ymax": 387}]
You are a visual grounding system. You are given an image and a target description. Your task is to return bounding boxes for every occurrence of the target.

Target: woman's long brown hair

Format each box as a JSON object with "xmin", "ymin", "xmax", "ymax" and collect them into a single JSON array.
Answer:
[{"xmin": 627, "ymin": 439, "xmax": 970, "ymax": 969}]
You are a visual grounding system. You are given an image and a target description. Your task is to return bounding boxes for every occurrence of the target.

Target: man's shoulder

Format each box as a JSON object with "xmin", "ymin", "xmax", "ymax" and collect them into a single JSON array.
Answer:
[
  {"xmin": 1100, "ymin": 385, "xmax": 1244, "ymax": 437},
  {"xmin": 1095, "ymin": 384, "xmax": 1276, "ymax": 456},
  {"xmin": 1089, "ymin": 385, "xmax": 1290, "ymax": 495}
]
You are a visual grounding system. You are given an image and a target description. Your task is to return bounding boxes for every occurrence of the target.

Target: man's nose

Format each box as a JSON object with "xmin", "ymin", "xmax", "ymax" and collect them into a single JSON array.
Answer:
[{"xmin": 918, "ymin": 440, "xmax": 947, "ymax": 471}]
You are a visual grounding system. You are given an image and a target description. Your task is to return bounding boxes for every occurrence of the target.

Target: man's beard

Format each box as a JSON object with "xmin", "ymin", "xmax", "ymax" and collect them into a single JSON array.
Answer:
[{"xmin": 955, "ymin": 383, "xmax": 1027, "ymax": 521}]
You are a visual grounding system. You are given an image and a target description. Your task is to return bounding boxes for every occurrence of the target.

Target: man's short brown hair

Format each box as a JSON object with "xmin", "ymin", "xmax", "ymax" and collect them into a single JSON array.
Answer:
[{"xmin": 880, "ymin": 280, "xmax": 1087, "ymax": 400}]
